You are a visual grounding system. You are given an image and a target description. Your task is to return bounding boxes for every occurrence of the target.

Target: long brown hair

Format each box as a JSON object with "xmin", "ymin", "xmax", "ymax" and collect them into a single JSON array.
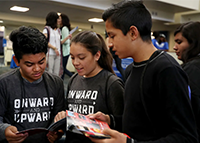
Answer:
[{"xmin": 174, "ymin": 21, "xmax": 200, "ymax": 63}]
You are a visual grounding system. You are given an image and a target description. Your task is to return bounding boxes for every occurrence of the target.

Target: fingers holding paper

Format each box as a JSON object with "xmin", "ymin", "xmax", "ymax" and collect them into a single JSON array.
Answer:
[
  {"xmin": 87, "ymin": 111, "xmax": 110, "ymax": 125},
  {"xmin": 54, "ymin": 111, "xmax": 66, "ymax": 122},
  {"xmin": 89, "ymin": 128, "xmax": 127, "ymax": 143}
]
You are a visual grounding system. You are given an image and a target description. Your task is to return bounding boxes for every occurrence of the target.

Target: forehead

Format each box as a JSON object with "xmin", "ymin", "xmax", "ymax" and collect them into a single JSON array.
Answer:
[
  {"xmin": 20, "ymin": 53, "xmax": 45, "ymax": 62},
  {"xmin": 70, "ymin": 43, "xmax": 90, "ymax": 54},
  {"xmin": 105, "ymin": 20, "xmax": 123, "ymax": 35},
  {"xmin": 71, "ymin": 42, "xmax": 86, "ymax": 50},
  {"xmin": 174, "ymin": 32, "xmax": 185, "ymax": 40},
  {"xmin": 105, "ymin": 20, "xmax": 115, "ymax": 31}
]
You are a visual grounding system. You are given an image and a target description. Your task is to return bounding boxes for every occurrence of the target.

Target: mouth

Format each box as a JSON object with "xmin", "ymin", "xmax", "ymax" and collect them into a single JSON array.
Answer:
[
  {"xmin": 75, "ymin": 67, "xmax": 83, "ymax": 72},
  {"xmin": 33, "ymin": 72, "xmax": 42, "ymax": 77},
  {"xmin": 175, "ymin": 52, "xmax": 179, "ymax": 56}
]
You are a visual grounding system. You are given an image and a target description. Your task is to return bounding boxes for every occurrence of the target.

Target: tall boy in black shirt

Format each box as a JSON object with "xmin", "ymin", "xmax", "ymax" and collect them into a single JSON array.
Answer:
[{"xmin": 89, "ymin": 1, "xmax": 198, "ymax": 143}]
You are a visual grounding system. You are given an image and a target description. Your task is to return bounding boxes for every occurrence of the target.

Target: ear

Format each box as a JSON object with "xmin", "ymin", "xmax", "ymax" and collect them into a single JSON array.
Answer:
[
  {"xmin": 95, "ymin": 51, "xmax": 101, "ymax": 61},
  {"xmin": 129, "ymin": 26, "xmax": 139, "ymax": 41},
  {"xmin": 13, "ymin": 55, "xmax": 20, "ymax": 66}
]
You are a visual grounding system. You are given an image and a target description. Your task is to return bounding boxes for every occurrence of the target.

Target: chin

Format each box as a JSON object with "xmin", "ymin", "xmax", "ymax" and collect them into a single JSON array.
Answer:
[
  {"xmin": 33, "ymin": 75, "xmax": 42, "ymax": 80},
  {"xmin": 77, "ymin": 72, "xmax": 84, "ymax": 76},
  {"xmin": 118, "ymin": 55, "xmax": 126, "ymax": 59}
]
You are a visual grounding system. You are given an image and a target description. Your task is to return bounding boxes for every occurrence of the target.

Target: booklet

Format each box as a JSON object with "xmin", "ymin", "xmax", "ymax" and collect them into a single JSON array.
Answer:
[
  {"xmin": 69, "ymin": 26, "xmax": 78, "ymax": 34},
  {"xmin": 16, "ymin": 110, "xmax": 110, "ymax": 139},
  {"xmin": 16, "ymin": 117, "xmax": 66, "ymax": 136},
  {"xmin": 66, "ymin": 110, "xmax": 111, "ymax": 139}
]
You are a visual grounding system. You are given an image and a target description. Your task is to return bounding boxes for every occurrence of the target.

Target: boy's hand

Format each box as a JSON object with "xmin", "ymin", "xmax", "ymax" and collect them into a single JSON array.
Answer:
[
  {"xmin": 89, "ymin": 128, "xmax": 127, "ymax": 143},
  {"xmin": 87, "ymin": 111, "xmax": 110, "ymax": 125},
  {"xmin": 5, "ymin": 126, "xmax": 28, "ymax": 143},
  {"xmin": 54, "ymin": 111, "xmax": 66, "ymax": 122},
  {"xmin": 47, "ymin": 130, "xmax": 64, "ymax": 143}
]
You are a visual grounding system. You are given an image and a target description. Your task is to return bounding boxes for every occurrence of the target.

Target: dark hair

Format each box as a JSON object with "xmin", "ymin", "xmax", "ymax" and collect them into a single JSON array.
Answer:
[
  {"xmin": 9, "ymin": 26, "xmax": 48, "ymax": 62},
  {"xmin": 45, "ymin": 11, "xmax": 59, "ymax": 29},
  {"xmin": 174, "ymin": 21, "xmax": 200, "ymax": 63},
  {"xmin": 60, "ymin": 13, "xmax": 71, "ymax": 31},
  {"xmin": 153, "ymin": 31, "xmax": 160, "ymax": 39},
  {"xmin": 102, "ymin": 1, "xmax": 152, "ymax": 42},
  {"xmin": 71, "ymin": 31, "xmax": 114, "ymax": 74}
]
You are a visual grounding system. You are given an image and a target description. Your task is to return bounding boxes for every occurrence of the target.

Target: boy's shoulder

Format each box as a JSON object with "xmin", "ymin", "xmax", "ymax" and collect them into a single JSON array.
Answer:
[
  {"xmin": 0, "ymin": 68, "xmax": 19, "ymax": 82},
  {"xmin": 150, "ymin": 51, "xmax": 179, "ymax": 66},
  {"xmin": 43, "ymin": 71, "xmax": 63, "ymax": 84}
]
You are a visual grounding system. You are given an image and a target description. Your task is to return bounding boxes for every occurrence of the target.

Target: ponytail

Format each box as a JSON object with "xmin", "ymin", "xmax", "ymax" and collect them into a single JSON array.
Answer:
[{"xmin": 96, "ymin": 33, "xmax": 114, "ymax": 74}]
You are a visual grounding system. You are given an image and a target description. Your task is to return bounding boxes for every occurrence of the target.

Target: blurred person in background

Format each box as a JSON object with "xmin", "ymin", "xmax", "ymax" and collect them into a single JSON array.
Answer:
[
  {"xmin": 157, "ymin": 33, "xmax": 169, "ymax": 51},
  {"xmin": 174, "ymin": 21, "xmax": 200, "ymax": 141},
  {"xmin": 60, "ymin": 13, "xmax": 73, "ymax": 80},
  {"xmin": 152, "ymin": 31, "xmax": 169, "ymax": 51},
  {"xmin": 43, "ymin": 11, "xmax": 63, "ymax": 77}
]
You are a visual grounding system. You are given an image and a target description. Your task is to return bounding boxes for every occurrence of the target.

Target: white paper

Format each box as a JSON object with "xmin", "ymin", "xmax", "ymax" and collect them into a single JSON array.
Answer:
[{"xmin": 70, "ymin": 26, "xmax": 78, "ymax": 34}]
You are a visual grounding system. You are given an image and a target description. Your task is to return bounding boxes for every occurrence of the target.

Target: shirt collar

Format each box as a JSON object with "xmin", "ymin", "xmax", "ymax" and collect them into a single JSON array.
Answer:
[{"xmin": 22, "ymin": 76, "xmax": 43, "ymax": 84}]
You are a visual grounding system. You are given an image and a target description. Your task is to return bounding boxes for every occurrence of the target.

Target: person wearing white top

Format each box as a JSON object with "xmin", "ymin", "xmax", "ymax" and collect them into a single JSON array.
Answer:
[{"xmin": 43, "ymin": 11, "xmax": 62, "ymax": 77}]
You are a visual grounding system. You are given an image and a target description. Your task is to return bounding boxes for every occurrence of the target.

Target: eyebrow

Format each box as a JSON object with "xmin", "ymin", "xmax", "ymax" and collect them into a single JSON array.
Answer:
[
  {"xmin": 70, "ymin": 53, "xmax": 86, "ymax": 56},
  {"xmin": 24, "ymin": 57, "xmax": 45, "ymax": 64}
]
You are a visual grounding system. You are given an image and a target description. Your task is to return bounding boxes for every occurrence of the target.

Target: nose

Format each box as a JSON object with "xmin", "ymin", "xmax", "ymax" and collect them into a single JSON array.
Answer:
[
  {"xmin": 72, "ymin": 58, "xmax": 79, "ymax": 66},
  {"xmin": 173, "ymin": 44, "xmax": 177, "ymax": 51},
  {"xmin": 108, "ymin": 38, "xmax": 113, "ymax": 49},
  {"xmin": 108, "ymin": 42, "xmax": 113, "ymax": 49},
  {"xmin": 33, "ymin": 64, "xmax": 40, "ymax": 71}
]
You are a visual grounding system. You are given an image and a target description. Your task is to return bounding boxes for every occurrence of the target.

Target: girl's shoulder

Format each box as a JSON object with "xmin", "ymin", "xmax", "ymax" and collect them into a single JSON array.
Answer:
[
  {"xmin": 102, "ymin": 70, "xmax": 124, "ymax": 85},
  {"xmin": 62, "ymin": 26, "xmax": 69, "ymax": 31}
]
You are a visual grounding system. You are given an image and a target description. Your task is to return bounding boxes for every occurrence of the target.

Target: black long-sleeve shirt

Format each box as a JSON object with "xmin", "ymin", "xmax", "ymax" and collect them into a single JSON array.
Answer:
[{"xmin": 122, "ymin": 50, "xmax": 198, "ymax": 142}]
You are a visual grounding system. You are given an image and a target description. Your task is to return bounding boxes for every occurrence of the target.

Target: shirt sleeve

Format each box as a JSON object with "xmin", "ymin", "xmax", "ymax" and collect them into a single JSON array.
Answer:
[
  {"xmin": 164, "ymin": 42, "xmax": 169, "ymax": 50},
  {"xmin": 183, "ymin": 63, "xmax": 200, "ymax": 96},
  {"xmin": 107, "ymin": 77, "xmax": 124, "ymax": 131},
  {"xmin": 0, "ymin": 122, "xmax": 11, "ymax": 141},
  {"xmin": 43, "ymin": 28, "xmax": 47, "ymax": 34},
  {"xmin": 128, "ymin": 65, "xmax": 197, "ymax": 142},
  {"xmin": 0, "ymin": 82, "xmax": 11, "ymax": 140},
  {"xmin": 107, "ymin": 78, "xmax": 124, "ymax": 115},
  {"xmin": 51, "ymin": 77, "xmax": 65, "ymax": 118},
  {"xmin": 183, "ymin": 62, "xmax": 200, "ymax": 140},
  {"xmin": 151, "ymin": 66, "xmax": 197, "ymax": 142},
  {"xmin": 61, "ymin": 27, "xmax": 70, "ymax": 45}
]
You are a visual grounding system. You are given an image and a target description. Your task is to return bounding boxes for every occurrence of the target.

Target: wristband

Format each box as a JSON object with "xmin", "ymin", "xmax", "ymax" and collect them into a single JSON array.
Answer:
[
  {"xmin": 126, "ymin": 137, "xmax": 134, "ymax": 143},
  {"xmin": 108, "ymin": 114, "xmax": 115, "ymax": 129}
]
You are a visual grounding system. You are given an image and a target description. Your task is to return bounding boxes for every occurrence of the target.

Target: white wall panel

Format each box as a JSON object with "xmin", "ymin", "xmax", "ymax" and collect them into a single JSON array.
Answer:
[{"xmin": 157, "ymin": 0, "xmax": 199, "ymax": 10}]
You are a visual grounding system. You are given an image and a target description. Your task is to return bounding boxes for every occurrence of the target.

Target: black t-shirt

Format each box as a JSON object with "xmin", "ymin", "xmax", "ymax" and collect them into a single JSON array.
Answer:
[
  {"xmin": 67, "ymin": 69, "xmax": 124, "ymax": 116},
  {"xmin": 182, "ymin": 56, "xmax": 200, "ymax": 141},
  {"xmin": 0, "ymin": 69, "xmax": 65, "ymax": 143},
  {"xmin": 66, "ymin": 69, "xmax": 124, "ymax": 143}
]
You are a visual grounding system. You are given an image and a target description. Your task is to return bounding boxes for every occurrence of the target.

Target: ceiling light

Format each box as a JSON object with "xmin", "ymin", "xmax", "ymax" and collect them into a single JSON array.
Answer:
[
  {"xmin": 57, "ymin": 12, "xmax": 61, "ymax": 16},
  {"xmin": 88, "ymin": 18, "xmax": 103, "ymax": 23},
  {"xmin": 0, "ymin": 20, "xmax": 3, "ymax": 23},
  {"xmin": 10, "ymin": 6, "xmax": 29, "ymax": 12},
  {"xmin": 78, "ymin": 29, "xmax": 82, "ymax": 32},
  {"xmin": 0, "ymin": 26, "xmax": 5, "ymax": 31}
]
